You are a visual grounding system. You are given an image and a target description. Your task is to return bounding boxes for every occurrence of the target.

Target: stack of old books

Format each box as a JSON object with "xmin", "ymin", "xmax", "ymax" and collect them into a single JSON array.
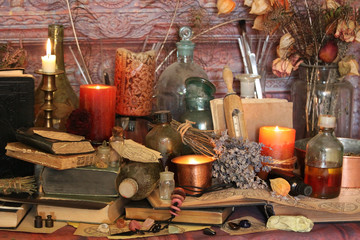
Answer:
[{"xmin": 5, "ymin": 127, "xmax": 127, "ymax": 224}]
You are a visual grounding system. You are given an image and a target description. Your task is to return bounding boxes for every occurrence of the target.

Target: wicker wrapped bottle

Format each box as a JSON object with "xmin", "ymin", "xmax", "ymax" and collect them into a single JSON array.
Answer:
[{"xmin": 34, "ymin": 24, "xmax": 78, "ymax": 130}]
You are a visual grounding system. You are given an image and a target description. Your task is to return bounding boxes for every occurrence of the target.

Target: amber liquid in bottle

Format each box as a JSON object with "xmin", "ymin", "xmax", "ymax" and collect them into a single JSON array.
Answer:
[{"xmin": 304, "ymin": 165, "xmax": 342, "ymax": 199}]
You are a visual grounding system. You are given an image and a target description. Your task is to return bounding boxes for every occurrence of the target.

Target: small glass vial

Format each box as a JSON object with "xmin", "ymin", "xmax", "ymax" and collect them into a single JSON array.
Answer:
[
  {"xmin": 237, "ymin": 74, "xmax": 259, "ymax": 98},
  {"xmin": 95, "ymin": 141, "xmax": 111, "ymax": 168},
  {"xmin": 304, "ymin": 115, "xmax": 344, "ymax": 199},
  {"xmin": 159, "ymin": 168, "xmax": 175, "ymax": 200},
  {"xmin": 109, "ymin": 126, "xmax": 124, "ymax": 168}
]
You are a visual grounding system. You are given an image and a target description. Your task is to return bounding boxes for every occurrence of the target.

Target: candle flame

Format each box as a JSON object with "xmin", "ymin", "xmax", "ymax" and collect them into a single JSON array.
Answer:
[
  {"xmin": 46, "ymin": 38, "xmax": 51, "ymax": 57},
  {"xmin": 275, "ymin": 126, "xmax": 279, "ymax": 131}
]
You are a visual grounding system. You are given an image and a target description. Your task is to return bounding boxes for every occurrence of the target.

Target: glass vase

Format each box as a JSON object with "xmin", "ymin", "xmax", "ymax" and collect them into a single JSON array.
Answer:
[
  {"xmin": 291, "ymin": 64, "xmax": 353, "ymax": 139},
  {"xmin": 34, "ymin": 24, "xmax": 79, "ymax": 130}
]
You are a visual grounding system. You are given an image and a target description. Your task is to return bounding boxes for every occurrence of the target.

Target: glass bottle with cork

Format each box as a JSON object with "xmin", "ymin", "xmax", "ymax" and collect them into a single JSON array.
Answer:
[
  {"xmin": 95, "ymin": 141, "xmax": 110, "ymax": 169},
  {"xmin": 109, "ymin": 126, "xmax": 124, "ymax": 168},
  {"xmin": 304, "ymin": 115, "xmax": 344, "ymax": 199},
  {"xmin": 154, "ymin": 26, "xmax": 209, "ymax": 121},
  {"xmin": 159, "ymin": 167, "xmax": 175, "ymax": 200}
]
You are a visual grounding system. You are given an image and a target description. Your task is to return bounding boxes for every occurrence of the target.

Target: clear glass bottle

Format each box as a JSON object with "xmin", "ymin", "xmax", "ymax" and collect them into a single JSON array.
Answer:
[
  {"xmin": 34, "ymin": 24, "xmax": 79, "ymax": 130},
  {"xmin": 109, "ymin": 126, "xmax": 124, "ymax": 168},
  {"xmin": 159, "ymin": 168, "xmax": 175, "ymax": 200},
  {"xmin": 145, "ymin": 111, "xmax": 183, "ymax": 171},
  {"xmin": 95, "ymin": 141, "xmax": 110, "ymax": 169},
  {"xmin": 154, "ymin": 26, "xmax": 209, "ymax": 121},
  {"xmin": 304, "ymin": 115, "xmax": 344, "ymax": 199}
]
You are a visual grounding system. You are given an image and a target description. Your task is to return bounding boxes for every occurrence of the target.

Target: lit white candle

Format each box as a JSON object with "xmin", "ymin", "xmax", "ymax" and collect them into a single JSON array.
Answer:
[{"xmin": 41, "ymin": 38, "xmax": 56, "ymax": 73}]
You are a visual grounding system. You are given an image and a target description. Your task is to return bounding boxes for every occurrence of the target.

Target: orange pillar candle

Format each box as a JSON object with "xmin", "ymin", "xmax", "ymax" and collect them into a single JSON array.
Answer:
[
  {"xmin": 259, "ymin": 126, "xmax": 296, "ymax": 160},
  {"xmin": 80, "ymin": 84, "xmax": 116, "ymax": 143}
]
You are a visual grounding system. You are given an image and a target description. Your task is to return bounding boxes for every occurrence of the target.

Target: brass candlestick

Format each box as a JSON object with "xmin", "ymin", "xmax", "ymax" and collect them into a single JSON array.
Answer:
[{"xmin": 35, "ymin": 69, "xmax": 64, "ymax": 128}]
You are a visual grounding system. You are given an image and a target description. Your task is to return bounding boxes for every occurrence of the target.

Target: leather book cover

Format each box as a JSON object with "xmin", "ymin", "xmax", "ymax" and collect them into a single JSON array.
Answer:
[{"xmin": 40, "ymin": 166, "xmax": 120, "ymax": 197}]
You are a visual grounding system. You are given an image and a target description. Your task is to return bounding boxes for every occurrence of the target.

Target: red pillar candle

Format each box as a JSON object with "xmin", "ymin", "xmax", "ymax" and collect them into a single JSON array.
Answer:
[
  {"xmin": 80, "ymin": 84, "xmax": 116, "ymax": 143},
  {"xmin": 259, "ymin": 126, "xmax": 296, "ymax": 160}
]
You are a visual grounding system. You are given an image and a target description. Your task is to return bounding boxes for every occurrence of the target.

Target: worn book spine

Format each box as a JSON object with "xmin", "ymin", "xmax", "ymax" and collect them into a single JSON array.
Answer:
[
  {"xmin": 5, "ymin": 142, "xmax": 95, "ymax": 170},
  {"xmin": 125, "ymin": 200, "xmax": 233, "ymax": 225},
  {"xmin": 40, "ymin": 166, "xmax": 120, "ymax": 197},
  {"xmin": 15, "ymin": 130, "xmax": 57, "ymax": 154},
  {"xmin": 15, "ymin": 129, "xmax": 94, "ymax": 155}
]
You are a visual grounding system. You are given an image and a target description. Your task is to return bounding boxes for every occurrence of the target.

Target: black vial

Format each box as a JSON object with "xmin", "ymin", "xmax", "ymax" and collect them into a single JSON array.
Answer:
[
  {"xmin": 45, "ymin": 215, "xmax": 54, "ymax": 228},
  {"xmin": 267, "ymin": 169, "xmax": 312, "ymax": 196},
  {"xmin": 34, "ymin": 215, "xmax": 43, "ymax": 228}
]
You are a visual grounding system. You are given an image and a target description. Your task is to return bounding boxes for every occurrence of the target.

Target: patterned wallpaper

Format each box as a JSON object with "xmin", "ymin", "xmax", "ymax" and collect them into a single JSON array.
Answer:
[{"xmin": 0, "ymin": 0, "xmax": 359, "ymax": 138}]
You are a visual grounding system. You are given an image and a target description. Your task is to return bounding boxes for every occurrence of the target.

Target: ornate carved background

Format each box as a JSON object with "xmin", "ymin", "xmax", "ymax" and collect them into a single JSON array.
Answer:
[{"xmin": 0, "ymin": 0, "xmax": 359, "ymax": 138}]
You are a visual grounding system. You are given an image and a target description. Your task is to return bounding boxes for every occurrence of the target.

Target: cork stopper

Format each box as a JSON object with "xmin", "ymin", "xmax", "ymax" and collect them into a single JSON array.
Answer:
[
  {"xmin": 118, "ymin": 178, "xmax": 138, "ymax": 199},
  {"xmin": 318, "ymin": 115, "xmax": 336, "ymax": 128}
]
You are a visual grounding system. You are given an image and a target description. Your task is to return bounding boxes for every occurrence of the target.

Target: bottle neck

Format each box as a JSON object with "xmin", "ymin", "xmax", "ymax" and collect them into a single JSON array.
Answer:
[
  {"xmin": 319, "ymin": 127, "xmax": 334, "ymax": 135},
  {"xmin": 48, "ymin": 25, "xmax": 65, "ymax": 71},
  {"xmin": 177, "ymin": 54, "xmax": 194, "ymax": 64}
]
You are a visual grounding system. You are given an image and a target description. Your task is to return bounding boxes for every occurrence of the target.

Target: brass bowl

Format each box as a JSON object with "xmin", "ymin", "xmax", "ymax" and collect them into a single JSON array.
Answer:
[{"xmin": 295, "ymin": 138, "xmax": 360, "ymax": 188}]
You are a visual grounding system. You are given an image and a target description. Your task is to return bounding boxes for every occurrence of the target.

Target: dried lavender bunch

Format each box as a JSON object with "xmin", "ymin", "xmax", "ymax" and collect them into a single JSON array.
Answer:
[{"xmin": 212, "ymin": 132, "xmax": 271, "ymax": 189}]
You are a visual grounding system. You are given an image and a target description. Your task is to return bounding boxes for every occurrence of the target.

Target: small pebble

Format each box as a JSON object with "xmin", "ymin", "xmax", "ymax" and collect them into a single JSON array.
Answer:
[
  {"xmin": 228, "ymin": 222, "xmax": 240, "ymax": 230},
  {"xmin": 168, "ymin": 225, "xmax": 184, "ymax": 234},
  {"xmin": 239, "ymin": 219, "xmax": 251, "ymax": 228},
  {"xmin": 115, "ymin": 218, "xmax": 126, "ymax": 229},
  {"xmin": 97, "ymin": 223, "xmax": 109, "ymax": 233},
  {"xmin": 203, "ymin": 227, "xmax": 216, "ymax": 236}
]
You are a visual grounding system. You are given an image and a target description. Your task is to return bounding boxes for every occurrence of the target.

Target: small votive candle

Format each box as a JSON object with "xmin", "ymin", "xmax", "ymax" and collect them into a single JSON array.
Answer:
[
  {"xmin": 80, "ymin": 84, "xmax": 116, "ymax": 143},
  {"xmin": 259, "ymin": 126, "xmax": 296, "ymax": 160},
  {"xmin": 172, "ymin": 155, "xmax": 214, "ymax": 195},
  {"xmin": 41, "ymin": 38, "xmax": 56, "ymax": 73}
]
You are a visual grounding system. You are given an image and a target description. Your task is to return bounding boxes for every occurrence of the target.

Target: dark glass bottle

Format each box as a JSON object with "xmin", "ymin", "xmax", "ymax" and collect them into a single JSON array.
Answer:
[
  {"xmin": 34, "ymin": 24, "xmax": 79, "ymax": 130},
  {"xmin": 145, "ymin": 111, "xmax": 183, "ymax": 171},
  {"xmin": 267, "ymin": 169, "xmax": 312, "ymax": 196}
]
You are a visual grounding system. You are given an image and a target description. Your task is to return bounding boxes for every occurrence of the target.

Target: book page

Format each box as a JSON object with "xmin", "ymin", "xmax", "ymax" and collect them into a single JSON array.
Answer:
[{"xmin": 111, "ymin": 139, "xmax": 160, "ymax": 163}]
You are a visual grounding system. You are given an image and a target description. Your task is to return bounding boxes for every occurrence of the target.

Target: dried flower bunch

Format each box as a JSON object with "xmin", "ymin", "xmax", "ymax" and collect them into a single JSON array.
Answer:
[
  {"xmin": 0, "ymin": 43, "xmax": 27, "ymax": 69},
  {"xmin": 212, "ymin": 132, "xmax": 271, "ymax": 189},
  {"xmin": 244, "ymin": 0, "xmax": 360, "ymax": 77}
]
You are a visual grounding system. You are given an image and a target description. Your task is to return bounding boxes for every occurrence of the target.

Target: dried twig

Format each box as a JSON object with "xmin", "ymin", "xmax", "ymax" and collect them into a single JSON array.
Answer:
[
  {"xmin": 156, "ymin": 17, "xmax": 246, "ymax": 73},
  {"xmin": 65, "ymin": 0, "xmax": 93, "ymax": 84},
  {"xmin": 156, "ymin": 0, "xmax": 181, "ymax": 62}
]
